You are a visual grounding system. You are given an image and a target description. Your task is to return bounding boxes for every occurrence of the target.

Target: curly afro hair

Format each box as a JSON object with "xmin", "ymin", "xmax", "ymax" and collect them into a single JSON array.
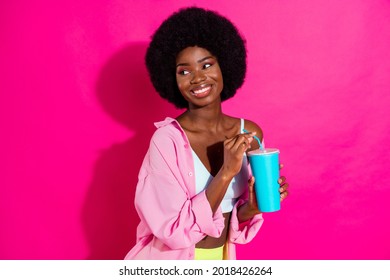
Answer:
[{"xmin": 145, "ymin": 7, "xmax": 247, "ymax": 108}]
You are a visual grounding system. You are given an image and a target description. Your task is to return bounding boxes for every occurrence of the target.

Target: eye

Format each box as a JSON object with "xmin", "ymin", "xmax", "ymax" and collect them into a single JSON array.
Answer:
[
  {"xmin": 203, "ymin": 63, "xmax": 212, "ymax": 69},
  {"xmin": 178, "ymin": 69, "xmax": 190, "ymax": 75}
]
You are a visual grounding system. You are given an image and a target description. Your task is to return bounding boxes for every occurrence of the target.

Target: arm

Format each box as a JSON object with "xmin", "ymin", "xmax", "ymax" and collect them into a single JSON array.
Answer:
[
  {"xmin": 205, "ymin": 131, "xmax": 257, "ymax": 214},
  {"xmin": 230, "ymin": 170, "xmax": 289, "ymax": 244},
  {"xmin": 229, "ymin": 119, "xmax": 289, "ymax": 244},
  {"xmin": 237, "ymin": 120, "xmax": 289, "ymax": 222},
  {"xmin": 237, "ymin": 119, "xmax": 263, "ymax": 223},
  {"xmin": 228, "ymin": 177, "xmax": 264, "ymax": 244},
  {"xmin": 134, "ymin": 133, "xmax": 225, "ymax": 250},
  {"xmin": 227, "ymin": 119, "xmax": 264, "ymax": 244}
]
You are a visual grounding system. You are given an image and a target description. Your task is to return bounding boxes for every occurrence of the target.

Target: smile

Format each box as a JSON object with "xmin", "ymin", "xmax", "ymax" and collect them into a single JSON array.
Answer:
[{"xmin": 191, "ymin": 85, "xmax": 212, "ymax": 97}]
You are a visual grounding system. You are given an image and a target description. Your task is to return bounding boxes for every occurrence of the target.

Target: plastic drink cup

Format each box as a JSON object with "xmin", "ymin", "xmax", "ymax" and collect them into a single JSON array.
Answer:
[{"xmin": 247, "ymin": 148, "xmax": 280, "ymax": 212}]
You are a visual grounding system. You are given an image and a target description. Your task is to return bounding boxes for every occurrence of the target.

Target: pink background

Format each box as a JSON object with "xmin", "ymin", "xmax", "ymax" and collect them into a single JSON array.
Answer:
[{"xmin": 1, "ymin": 0, "xmax": 389, "ymax": 260}]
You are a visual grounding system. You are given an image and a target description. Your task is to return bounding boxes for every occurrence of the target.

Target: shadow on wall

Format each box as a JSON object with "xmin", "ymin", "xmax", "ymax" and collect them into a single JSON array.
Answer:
[{"xmin": 82, "ymin": 43, "xmax": 181, "ymax": 259}]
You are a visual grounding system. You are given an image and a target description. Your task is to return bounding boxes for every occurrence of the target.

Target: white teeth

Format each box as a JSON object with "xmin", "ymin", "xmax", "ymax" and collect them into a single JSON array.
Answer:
[{"xmin": 193, "ymin": 86, "xmax": 211, "ymax": 94}]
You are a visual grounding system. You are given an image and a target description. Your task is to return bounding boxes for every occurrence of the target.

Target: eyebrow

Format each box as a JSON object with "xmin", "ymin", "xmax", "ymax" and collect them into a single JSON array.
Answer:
[{"xmin": 176, "ymin": 56, "xmax": 215, "ymax": 68}]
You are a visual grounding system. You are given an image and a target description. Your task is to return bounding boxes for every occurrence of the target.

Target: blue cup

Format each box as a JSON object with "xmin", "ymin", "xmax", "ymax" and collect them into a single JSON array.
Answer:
[{"xmin": 247, "ymin": 148, "xmax": 280, "ymax": 212}]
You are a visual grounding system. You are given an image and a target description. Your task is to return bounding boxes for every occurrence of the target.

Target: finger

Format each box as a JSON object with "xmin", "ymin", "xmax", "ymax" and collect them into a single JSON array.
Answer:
[
  {"xmin": 239, "ymin": 141, "xmax": 251, "ymax": 151},
  {"xmin": 248, "ymin": 176, "xmax": 258, "ymax": 205},
  {"xmin": 234, "ymin": 135, "xmax": 253, "ymax": 151},
  {"xmin": 280, "ymin": 191, "xmax": 288, "ymax": 201},
  {"xmin": 243, "ymin": 132, "xmax": 256, "ymax": 142},
  {"xmin": 224, "ymin": 136, "xmax": 238, "ymax": 149},
  {"xmin": 225, "ymin": 133, "xmax": 251, "ymax": 148},
  {"xmin": 279, "ymin": 183, "xmax": 289, "ymax": 193},
  {"xmin": 248, "ymin": 176, "xmax": 255, "ymax": 188},
  {"xmin": 279, "ymin": 163, "xmax": 284, "ymax": 170},
  {"xmin": 232, "ymin": 138, "xmax": 248, "ymax": 152},
  {"xmin": 278, "ymin": 176, "xmax": 286, "ymax": 185},
  {"xmin": 230, "ymin": 132, "xmax": 256, "ymax": 145},
  {"xmin": 225, "ymin": 138, "xmax": 242, "ymax": 151},
  {"xmin": 247, "ymin": 177, "xmax": 255, "ymax": 199},
  {"xmin": 242, "ymin": 130, "xmax": 257, "ymax": 137},
  {"xmin": 237, "ymin": 132, "xmax": 256, "ymax": 142}
]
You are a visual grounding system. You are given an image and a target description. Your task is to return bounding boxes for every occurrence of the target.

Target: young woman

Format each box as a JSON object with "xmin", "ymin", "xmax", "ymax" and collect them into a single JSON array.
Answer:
[{"xmin": 125, "ymin": 7, "xmax": 289, "ymax": 260}]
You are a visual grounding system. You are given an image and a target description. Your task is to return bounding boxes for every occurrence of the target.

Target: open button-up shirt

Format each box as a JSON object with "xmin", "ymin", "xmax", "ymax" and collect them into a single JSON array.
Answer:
[{"xmin": 124, "ymin": 117, "xmax": 264, "ymax": 260}]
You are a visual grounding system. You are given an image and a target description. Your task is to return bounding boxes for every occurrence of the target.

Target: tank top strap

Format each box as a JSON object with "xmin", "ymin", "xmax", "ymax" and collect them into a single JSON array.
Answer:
[{"xmin": 240, "ymin": 118, "xmax": 245, "ymax": 133}]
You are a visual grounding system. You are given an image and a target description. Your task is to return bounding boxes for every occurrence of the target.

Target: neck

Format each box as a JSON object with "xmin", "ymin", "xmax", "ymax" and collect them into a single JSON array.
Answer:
[{"xmin": 183, "ymin": 104, "xmax": 225, "ymax": 133}]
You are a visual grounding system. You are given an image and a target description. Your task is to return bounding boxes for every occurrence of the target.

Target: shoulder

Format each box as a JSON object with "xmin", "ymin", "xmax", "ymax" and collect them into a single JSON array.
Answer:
[
  {"xmin": 224, "ymin": 115, "xmax": 263, "ymax": 140},
  {"xmin": 151, "ymin": 118, "xmax": 186, "ymax": 147},
  {"xmin": 243, "ymin": 118, "xmax": 263, "ymax": 151},
  {"xmin": 243, "ymin": 119, "xmax": 263, "ymax": 138}
]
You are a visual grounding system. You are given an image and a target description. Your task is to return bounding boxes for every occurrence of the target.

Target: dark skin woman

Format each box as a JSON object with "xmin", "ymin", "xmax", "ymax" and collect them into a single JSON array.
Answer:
[
  {"xmin": 175, "ymin": 46, "xmax": 288, "ymax": 249},
  {"xmin": 125, "ymin": 7, "xmax": 289, "ymax": 260}
]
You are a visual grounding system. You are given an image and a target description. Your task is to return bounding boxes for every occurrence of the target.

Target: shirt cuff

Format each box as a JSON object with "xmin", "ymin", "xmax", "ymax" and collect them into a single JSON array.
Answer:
[{"xmin": 191, "ymin": 190, "xmax": 225, "ymax": 238}]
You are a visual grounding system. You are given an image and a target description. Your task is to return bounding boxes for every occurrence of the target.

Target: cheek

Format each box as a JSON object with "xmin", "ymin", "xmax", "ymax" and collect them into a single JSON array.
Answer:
[
  {"xmin": 211, "ymin": 66, "xmax": 223, "ymax": 81},
  {"xmin": 176, "ymin": 77, "xmax": 187, "ymax": 93},
  {"xmin": 211, "ymin": 70, "xmax": 224, "ymax": 89}
]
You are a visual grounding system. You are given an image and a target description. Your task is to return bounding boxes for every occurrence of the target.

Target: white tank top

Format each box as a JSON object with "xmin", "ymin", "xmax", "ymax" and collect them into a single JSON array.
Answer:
[{"xmin": 192, "ymin": 119, "xmax": 249, "ymax": 213}]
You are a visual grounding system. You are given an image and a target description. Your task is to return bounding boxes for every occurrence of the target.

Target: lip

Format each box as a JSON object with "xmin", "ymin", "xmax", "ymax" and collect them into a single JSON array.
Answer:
[{"xmin": 190, "ymin": 84, "xmax": 212, "ymax": 97}]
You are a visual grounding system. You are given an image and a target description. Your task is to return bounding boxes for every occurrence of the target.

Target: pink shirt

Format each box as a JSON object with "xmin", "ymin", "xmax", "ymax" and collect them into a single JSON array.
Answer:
[{"xmin": 124, "ymin": 117, "xmax": 264, "ymax": 260}]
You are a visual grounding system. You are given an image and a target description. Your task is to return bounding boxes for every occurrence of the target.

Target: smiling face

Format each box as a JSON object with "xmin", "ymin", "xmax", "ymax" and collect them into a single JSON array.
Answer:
[{"xmin": 175, "ymin": 46, "xmax": 224, "ymax": 108}]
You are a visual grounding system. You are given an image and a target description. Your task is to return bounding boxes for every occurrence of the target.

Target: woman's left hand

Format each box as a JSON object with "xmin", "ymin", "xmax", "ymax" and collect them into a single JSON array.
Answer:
[
  {"xmin": 238, "ymin": 164, "xmax": 289, "ymax": 223},
  {"xmin": 278, "ymin": 164, "xmax": 289, "ymax": 202},
  {"xmin": 237, "ymin": 176, "xmax": 261, "ymax": 223}
]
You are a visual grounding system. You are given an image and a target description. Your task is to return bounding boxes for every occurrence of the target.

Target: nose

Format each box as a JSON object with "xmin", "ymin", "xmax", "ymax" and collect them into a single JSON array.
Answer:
[{"xmin": 190, "ymin": 70, "xmax": 206, "ymax": 84}]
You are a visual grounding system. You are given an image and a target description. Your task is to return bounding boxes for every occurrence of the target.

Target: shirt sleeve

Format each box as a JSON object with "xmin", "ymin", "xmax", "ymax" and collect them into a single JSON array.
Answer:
[
  {"xmin": 228, "ymin": 198, "xmax": 264, "ymax": 244},
  {"xmin": 134, "ymin": 135, "xmax": 225, "ymax": 250}
]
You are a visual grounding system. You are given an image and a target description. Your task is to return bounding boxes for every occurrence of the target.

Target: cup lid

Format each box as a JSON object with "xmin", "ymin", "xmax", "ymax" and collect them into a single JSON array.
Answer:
[{"xmin": 247, "ymin": 148, "xmax": 279, "ymax": 155}]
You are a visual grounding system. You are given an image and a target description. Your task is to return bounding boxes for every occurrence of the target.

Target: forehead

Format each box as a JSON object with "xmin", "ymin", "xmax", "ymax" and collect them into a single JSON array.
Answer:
[{"xmin": 176, "ymin": 46, "xmax": 215, "ymax": 63}]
